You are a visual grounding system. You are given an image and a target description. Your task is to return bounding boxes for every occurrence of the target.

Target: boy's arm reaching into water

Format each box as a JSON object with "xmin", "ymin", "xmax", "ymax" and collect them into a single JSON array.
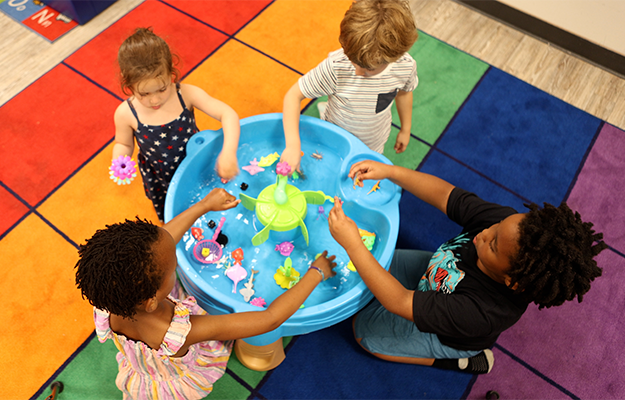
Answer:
[
  {"xmin": 330, "ymin": 160, "xmax": 456, "ymax": 320},
  {"xmin": 349, "ymin": 160, "xmax": 454, "ymax": 214},
  {"xmin": 281, "ymin": 82, "xmax": 307, "ymax": 173}
]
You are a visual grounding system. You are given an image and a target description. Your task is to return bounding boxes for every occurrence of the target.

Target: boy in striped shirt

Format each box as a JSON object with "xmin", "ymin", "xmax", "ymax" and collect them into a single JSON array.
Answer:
[{"xmin": 281, "ymin": 0, "xmax": 419, "ymax": 172}]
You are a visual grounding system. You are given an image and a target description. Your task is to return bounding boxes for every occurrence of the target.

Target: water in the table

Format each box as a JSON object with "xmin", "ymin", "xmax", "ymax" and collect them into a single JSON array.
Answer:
[{"xmin": 180, "ymin": 138, "xmax": 382, "ymax": 309}]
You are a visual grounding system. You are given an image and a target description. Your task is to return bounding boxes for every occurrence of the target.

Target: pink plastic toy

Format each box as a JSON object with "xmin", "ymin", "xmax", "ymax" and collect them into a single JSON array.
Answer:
[
  {"xmin": 226, "ymin": 264, "xmax": 247, "ymax": 294},
  {"xmin": 193, "ymin": 217, "xmax": 226, "ymax": 264},
  {"xmin": 242, "ymin": 158, "xmax": 265, "ymax": 175},
  {"xmin": 250, "ymin": 297, "xmax": 266, "ymax": 307},
  {"xmin": 275, "ymin": 241, "xmax": 294, "ymax": 256},
  {"xmin": 276, "ymin": 161, "xmax": 291, "ymax": 176},
  {"xmin": 109, "ymin": 155, "xmax": 137, "ymax": 185}
]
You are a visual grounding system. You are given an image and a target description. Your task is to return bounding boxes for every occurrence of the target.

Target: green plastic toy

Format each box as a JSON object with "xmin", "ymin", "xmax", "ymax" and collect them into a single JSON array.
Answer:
[{"xmin": 239, "ymin": 161, "xmax": 332, "ymax": 246}]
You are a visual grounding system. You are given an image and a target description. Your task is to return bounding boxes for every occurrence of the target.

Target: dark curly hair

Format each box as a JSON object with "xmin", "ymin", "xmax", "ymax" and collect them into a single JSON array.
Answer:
[
  {"xmin": 75, "ymin": 218, "xmax": 163, "ymax": 319},
  {"xmin": 507, "ymin": 202, "xmax": 606, "ymax": 309}
]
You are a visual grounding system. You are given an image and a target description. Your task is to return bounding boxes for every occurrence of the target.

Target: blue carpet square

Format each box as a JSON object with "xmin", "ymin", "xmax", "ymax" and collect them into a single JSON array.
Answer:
[
  {"xmin": 397, "ymin": 150, "xmax": 530, "ymax": 252},
  {"xmin": 435, "ymin": 67, "xmax": 601, "ymax": 205},
  {"xmin": 260, "ymin": 319, "xmax": 473, "ymax": 399}
]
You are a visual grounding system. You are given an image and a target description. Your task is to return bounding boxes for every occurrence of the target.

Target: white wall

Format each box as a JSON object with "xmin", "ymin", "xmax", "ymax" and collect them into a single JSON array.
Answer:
[{"xmin": 499, "ymin": 0, "xmax": 625, "ymax": 57}]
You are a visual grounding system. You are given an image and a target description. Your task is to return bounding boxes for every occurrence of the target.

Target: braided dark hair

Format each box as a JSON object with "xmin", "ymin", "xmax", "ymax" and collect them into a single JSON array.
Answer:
[
  {"xmin": 75, "ymin": 218, "xmax": 163, "ymax": 319},
  {"xmin": 508, "ymin": 202, "xmax": 606, "ymax": 309}
]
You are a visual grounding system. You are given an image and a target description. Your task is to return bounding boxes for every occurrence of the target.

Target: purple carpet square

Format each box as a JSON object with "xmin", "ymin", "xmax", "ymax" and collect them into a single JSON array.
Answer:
[
  {"xmin": 493, "ymin": 249, "xmax": 625, "ymax": 399},
  {"xmin": 567, "ymin": 123, "xmax": 625, "ymax": 254},
  {"xmin": 467, "ymin": 347, "xmax": 571, "ymax": 399}
]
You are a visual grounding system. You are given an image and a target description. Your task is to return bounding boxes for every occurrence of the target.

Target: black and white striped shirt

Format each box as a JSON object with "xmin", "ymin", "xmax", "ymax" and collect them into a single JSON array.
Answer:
[{"xmin": 299, "ymin": 49, "xmax": 418, "ymax": 153}]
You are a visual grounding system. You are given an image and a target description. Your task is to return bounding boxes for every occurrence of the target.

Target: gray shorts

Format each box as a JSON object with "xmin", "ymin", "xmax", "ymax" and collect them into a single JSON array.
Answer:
[{"xmin": 353, "ymin": 249, "xmax": 481, "ymax": 359}]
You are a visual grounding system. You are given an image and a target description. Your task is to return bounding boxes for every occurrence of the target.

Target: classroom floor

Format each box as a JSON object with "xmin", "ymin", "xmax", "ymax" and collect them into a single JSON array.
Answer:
[{"xmin": 1, "ymin": 1, "xmax": 624, "ymax": 399}]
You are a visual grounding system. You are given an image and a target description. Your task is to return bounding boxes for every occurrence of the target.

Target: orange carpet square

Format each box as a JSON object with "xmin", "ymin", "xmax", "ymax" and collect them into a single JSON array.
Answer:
[
  {"xmin": 166, "ymin": 0, "xmax": 273, "ymax": 35},
  {"xmin": 38, "ymin": 144, "xmax": 159, "ymax": 246},
  {"xmin": 0, "ymin": 64, "xmax": 118, "ymax": 206},
  {"xmin": 0, "ymin": 214, "xmax": 93, "ymax": 399},
  {"xmin": 235, "ymin": 0, "xmax": 351, "ymax": 74},
  {"xmin": 64, "ymin": 0, "xmax": 230, "ymax": 98},
  {"xmin": 183, "ymin": 39, "xmax": 301, "ymax": 130}
]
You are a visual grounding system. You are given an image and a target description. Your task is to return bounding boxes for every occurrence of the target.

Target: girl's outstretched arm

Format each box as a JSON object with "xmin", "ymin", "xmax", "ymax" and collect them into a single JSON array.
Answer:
[
  {"xmin": 181, "ymin": 84, "xmax": 241, "ymax": 180},
  {"xmin": 163, "ymin": 188, "xmax": 240, "ymax": 244},
  {"xmin": 178, "ymin": 251, "xmax": 337, "ymax": 355}
]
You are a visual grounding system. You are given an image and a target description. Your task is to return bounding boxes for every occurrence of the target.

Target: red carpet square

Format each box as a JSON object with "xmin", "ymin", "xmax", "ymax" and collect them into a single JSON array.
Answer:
[
  {"xmin": 166, "ymin": 0, "xmax": 272, "ymax": 35},
  {"xmin": 64, "ymin": 0, "xmax": 229, "ymax": 98},
  {"xmin": 0, "ymin": 185, "xmax": 29, "ymax": 238},
  {"xmin": 0, "ymin": 64, "xmax": 118, "ymax": 206}
]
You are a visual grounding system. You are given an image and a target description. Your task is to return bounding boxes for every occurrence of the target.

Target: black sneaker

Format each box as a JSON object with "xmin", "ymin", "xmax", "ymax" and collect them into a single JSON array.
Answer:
[{"xmin": 459, "ymin": 349, "xmax": 494, "ymax": 374}]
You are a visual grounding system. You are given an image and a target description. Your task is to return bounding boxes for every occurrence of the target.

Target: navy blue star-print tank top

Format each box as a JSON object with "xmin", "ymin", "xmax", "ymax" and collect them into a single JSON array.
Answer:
[{"xmin": 127, "ymin": 84, "xmax": 198, "ymax": 220}]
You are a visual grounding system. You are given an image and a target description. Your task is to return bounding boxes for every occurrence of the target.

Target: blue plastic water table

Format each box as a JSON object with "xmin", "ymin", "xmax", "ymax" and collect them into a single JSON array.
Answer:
[{"xmin": 165, "ymin": 113, "xmax": 400, "ymax": 367}]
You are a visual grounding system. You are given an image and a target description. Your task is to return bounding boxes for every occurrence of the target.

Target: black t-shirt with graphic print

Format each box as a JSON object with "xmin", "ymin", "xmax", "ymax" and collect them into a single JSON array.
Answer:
[{"xmin": 412, "ymin": 188, "xmax": 529, "ymax": 351}]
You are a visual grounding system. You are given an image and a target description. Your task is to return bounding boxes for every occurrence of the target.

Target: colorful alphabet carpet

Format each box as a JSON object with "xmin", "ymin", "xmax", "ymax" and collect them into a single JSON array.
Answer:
[
  {"xmin": 1, "ymin": 1, "xmax": 623, "ymax": 399},
  {"xmin": 0, "ymin": 0, "xmax": 78, "ymax": 41}
]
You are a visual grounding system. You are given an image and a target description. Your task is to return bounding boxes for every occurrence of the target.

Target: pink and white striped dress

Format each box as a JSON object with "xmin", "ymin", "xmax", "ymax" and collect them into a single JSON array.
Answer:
[{"xmin": 94, "ymin": 295, "xmax": 232, "ymax": 400}]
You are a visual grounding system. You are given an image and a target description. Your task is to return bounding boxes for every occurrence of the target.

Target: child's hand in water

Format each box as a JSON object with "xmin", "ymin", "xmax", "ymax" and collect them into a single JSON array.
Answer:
[
  {"xmin": 280, "ymin": 146, "xmax": 302, "ymax": 174},
  {"xmin": 216, "ymin": 152, "xmax": 239, "ymax": 181},
  {"xmin": 311, "ymin": 250, "xmax": 337, "ymax": 281},
  {"xmin": 348, "ymin": 160, "xmax": 392, "ymax": 187},
  {"xmin": 199, "ymin": 188, "xmax": 240, "ymax": 212},
  {"xmin": 328, "ymin": 197, "xmax": 362, "ymax": 251}
]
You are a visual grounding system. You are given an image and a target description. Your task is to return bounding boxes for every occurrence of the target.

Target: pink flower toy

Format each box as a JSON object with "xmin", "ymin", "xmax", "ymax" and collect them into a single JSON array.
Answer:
[
  {"xmin": 250, "ymin": 297, "xmax": 266, "ymax": 308},
  {"xmin": 276, "ymin": 161, "xmax": 291, "ymax": 176},
  {"xmin": 109, "ymin": 155, "xmax": 137, "ymax": 185}
]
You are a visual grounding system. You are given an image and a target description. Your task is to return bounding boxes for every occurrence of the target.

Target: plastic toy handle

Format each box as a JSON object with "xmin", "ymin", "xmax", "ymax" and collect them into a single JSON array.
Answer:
[{"xmin": 212, "ymin": 217, "xmax": 226, "ymax": 240}]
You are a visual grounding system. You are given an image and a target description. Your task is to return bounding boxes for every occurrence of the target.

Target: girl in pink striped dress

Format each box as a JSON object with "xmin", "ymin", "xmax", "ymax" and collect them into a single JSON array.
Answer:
[{"xmin": 76, "ymin": 188, "xmax": 337, "ymax": 400}]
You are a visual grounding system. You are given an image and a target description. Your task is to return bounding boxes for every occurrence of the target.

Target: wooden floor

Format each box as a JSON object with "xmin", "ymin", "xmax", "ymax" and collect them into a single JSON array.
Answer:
[{"xmin": 1, "ymin": 0, "xmax": 624, "ymax": 129}]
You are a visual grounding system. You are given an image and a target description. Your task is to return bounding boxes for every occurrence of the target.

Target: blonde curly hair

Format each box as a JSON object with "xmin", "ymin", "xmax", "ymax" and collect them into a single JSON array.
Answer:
[{"xmin": 339, "ymin": 0, "xmax": 418, "ymax": 69}]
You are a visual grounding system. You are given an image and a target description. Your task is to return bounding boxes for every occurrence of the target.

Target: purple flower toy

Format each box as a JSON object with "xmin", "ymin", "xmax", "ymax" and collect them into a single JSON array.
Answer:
[{"xmin": 109, "ymin": 155, "xmax": 137, "ymax": 185}]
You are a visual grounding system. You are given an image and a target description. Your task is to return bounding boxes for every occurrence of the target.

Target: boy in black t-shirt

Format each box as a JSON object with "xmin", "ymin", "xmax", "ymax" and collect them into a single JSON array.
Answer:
[{"xmin": 328, "ymin": 160, "xmax": 606, "ymax": 374}]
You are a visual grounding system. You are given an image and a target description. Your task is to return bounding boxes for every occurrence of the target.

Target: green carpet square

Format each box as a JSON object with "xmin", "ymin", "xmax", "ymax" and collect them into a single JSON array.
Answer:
[
  {"xmin": 392, "ymin": 31, "xmax": 489, "ymax": 144},
  {"xmin": 383, "ymin": 126, "xmax": 432, "ymax": 170},
  {"xmin": 36, "ymin": 336, "xmax": 120, "ymax": 400}
]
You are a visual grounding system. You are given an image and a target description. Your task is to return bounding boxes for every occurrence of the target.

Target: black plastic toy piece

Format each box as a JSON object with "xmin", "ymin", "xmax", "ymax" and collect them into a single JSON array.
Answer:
[
  {"xmin": 216, "ymin": 232, "xmax": 228, "ymax": 246},
  {"xmin": 240, "ymin": 182, "xmax": 249, "ymax": 191},
  {"xmin": 208, "ymin": 220, "xmax": 216, "ymax": 229}
]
